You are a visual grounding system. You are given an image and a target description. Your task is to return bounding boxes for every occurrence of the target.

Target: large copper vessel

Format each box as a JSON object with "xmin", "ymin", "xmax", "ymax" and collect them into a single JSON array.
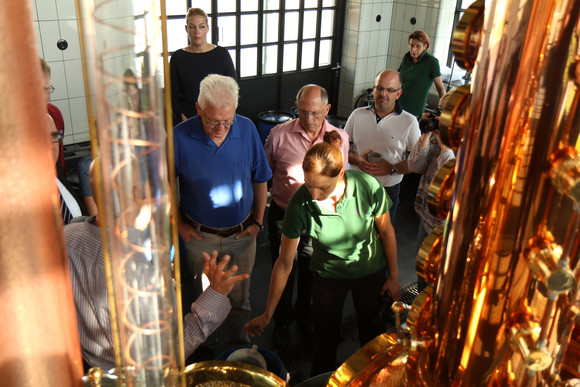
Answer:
[
  {"xmin": 329, "ymin": 0, "xmax": 580, "ymax": 385},
  {"xmin": 0, "ymin": 1, "xmax": 84, "ymax": 387}
]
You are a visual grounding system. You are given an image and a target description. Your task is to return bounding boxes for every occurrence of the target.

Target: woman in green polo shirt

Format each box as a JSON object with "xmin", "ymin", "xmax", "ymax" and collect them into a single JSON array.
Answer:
[
  {"xmin": 398, "ymin": 30, "xmax": 446, "ymax": 117},
  {"xmin": 245, "ymin": 136, "xmax": 400, "ymax": 376}
]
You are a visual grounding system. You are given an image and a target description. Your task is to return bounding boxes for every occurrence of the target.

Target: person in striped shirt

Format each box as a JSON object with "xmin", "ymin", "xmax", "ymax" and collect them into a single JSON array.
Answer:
[{"xmin": 64, "ymin": 161, "xmax": 248, "ymax": 371}]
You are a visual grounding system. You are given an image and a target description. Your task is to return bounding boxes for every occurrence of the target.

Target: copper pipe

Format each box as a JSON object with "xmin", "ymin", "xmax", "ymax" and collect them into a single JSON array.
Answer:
[
  {"xmin": 158, "ymin": 0, "xmax": 187, "ymax": 382},
  {"xmin": 0, "ymin": 1, "xmax": 83, "ymax": 386}
]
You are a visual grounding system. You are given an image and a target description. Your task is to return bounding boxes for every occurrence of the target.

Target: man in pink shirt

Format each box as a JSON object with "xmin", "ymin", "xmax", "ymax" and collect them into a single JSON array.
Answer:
[{"xmin": 264, "ymin": 84, "xmax": 349, "ymax": 347}]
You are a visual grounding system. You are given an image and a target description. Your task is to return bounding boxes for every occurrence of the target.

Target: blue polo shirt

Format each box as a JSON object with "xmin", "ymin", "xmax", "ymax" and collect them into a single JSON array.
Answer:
[{"xmin": 174, "ymin": 114, "xmax": 272, "ymax": 228}]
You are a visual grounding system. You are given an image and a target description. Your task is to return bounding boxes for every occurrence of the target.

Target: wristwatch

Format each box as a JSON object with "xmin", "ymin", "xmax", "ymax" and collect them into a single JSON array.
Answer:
[
  {"xmin": 252, "ymin": 220, "xmax": 264, "ymax": 231},
  {"xmin": 391, "ymin": 164, "xmax": 398, "ymax": 175}
]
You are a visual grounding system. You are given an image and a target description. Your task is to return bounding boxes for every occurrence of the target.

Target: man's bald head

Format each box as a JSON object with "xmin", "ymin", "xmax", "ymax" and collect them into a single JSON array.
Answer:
[
  {"xmin": 295, "ymin": 84, "xmax": 331, "ymax": 134},
  {"xmin": 375, "ymin": 69, "xmax": 402, "ymax": 89},
  {"xmin": 373, "ymin": 69, "xmax": 403, "ymax": 115}
]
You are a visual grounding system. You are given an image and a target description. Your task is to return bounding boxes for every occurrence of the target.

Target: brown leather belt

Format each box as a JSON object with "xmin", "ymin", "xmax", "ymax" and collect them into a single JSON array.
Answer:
[{"xmin": 182, "ymin": 212, "xmax": 254, "ymax": 238}]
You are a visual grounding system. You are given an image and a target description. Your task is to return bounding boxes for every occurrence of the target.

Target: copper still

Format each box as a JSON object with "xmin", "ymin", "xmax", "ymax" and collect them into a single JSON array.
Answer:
[
  {"xmin": 329, "ymin": 0, "xmax": 580, "ymax": 385},
  {"xmin": 0, "ymin": 1, "xmax": 84, "ymax": 386}
]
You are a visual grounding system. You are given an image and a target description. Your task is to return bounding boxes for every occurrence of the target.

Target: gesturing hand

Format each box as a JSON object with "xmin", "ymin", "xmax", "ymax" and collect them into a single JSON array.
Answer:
[
  {"xmin": 203, "ymin": 251, "xmax": 249, "ymax": 296},
  {"xmin": 244, "ymin": 314, "xmax": 271, "ymax": 337}
]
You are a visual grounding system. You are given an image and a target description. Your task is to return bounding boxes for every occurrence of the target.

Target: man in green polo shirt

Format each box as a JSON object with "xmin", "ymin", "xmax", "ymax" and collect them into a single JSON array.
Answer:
[{"xmin": 398, "ymin": 30, "xmax": 446, "ymax": 117}]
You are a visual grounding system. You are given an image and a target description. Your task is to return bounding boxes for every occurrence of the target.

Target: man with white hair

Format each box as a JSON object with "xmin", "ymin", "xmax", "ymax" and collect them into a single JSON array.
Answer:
[{"xmin": 173, "ymin": 74, "xmax": 272, "ymax": 351}]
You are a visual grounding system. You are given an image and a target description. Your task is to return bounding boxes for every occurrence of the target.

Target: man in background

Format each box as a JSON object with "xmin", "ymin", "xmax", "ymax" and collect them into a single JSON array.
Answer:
[
  {"xmin": 41, "ymin": 58, "xmax": 66, "ymax": 172},
  {"xmin": 345, "ymin": 69, "xmax": 421, "ymax": 222},
  {"xmin": 264, "ymin": 84, "xmax": 349, "ymax": 348}
]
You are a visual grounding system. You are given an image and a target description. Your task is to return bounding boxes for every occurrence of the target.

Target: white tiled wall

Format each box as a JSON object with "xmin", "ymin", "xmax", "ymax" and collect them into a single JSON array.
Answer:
[
  {"xmin": 338, "ymin": 0, "xmax": 456, "ymax": 117},
  {"xmin": 32, "ymin": 0, "xmax": 90, "ymax": 145},
  {"xmin": 339, "ymin": 0, "xmax": 393, "ymax": 117}
]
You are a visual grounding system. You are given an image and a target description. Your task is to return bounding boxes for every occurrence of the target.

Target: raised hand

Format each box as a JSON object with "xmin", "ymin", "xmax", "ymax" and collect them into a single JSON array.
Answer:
[{"xmin": 203, "ymin": 251, "xmax": 249, "ymax": 296}]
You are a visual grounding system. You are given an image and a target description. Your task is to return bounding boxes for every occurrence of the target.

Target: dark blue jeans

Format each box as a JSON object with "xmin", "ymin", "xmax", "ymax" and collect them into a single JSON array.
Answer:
[
  {"xmin": 268, "ymin": 199, "xmax": 313, "ymax": 327},
  {"xmin": 385, "ymin": 183, "xmax": 400, "ymax": 223}
]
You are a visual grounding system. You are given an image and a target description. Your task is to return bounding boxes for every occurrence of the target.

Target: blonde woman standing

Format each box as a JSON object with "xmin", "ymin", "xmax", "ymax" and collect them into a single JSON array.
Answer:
[{"xmin": 170, "ymin": 8, "xmax": 236, "ymax": 126}]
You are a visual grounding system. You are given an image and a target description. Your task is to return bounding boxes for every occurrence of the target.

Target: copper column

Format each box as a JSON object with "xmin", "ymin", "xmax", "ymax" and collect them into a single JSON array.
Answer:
[{"xmin": 0, "ymin": 1, "xmax": 84, "ymax": 386}]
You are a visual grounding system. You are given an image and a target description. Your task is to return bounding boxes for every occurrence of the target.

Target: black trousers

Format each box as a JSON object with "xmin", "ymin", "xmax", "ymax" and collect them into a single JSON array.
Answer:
[
  {"xmin": 268, "ymin": 199, "xmax": 313, "ymax": 326},
  {"xmin": 310, "ymin": 269, "xmax": 386, "ymax": 376}
]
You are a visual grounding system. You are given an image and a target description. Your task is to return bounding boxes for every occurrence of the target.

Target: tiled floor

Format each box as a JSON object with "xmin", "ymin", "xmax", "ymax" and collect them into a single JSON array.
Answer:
[{"xmin": 207, "ymin": 173, "xmax": 423, "ymax": 386}]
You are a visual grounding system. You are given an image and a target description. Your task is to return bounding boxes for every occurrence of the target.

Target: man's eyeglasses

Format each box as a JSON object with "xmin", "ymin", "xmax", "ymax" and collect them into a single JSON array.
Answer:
[
  {"xmin": 50, "ymin": 132, "xmax": 63, "ymax": 143},
  {"xmin": 373, "ymin": 85, "xmax": 400, "ymax": 95},
  {"xmin": 297, "ymin": 110, "xmax": 324, "ymax": 118},
  {"xmin": 44, "ymin": 85, "xmax": 55, "ymax": 94},
  {"xmin": 203, "ymin": 112, "xmax": 236, "ymax": 128}
]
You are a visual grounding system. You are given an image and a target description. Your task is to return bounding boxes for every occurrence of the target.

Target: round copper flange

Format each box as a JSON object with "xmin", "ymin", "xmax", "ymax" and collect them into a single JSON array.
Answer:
[
  {"xmin": 439, "ymin": 84, "xmax": 470, "ymax": 150},
  {"xmin": 406, "ymin": 286, "xmax": 434, "ymax": 338},
  {"xmin": 428, "ymin": 159, "xmax": 457, "ymax": 220},
  {"xmin": 416, "ymin": 227, "xmax": 444, "ymax": 285},
  {"xmin": 452, "ymin": 0, "xmax": 484, "ymax": 71}
]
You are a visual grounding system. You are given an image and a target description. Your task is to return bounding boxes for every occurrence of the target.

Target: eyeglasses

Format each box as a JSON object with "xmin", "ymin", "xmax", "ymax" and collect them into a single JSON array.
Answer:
[
  {"xmin": 297, "ymin": 109, "xmax": 324, "ymax": 118},
  {"xmin": 409, "ymin": 43, "xmax": 426, "ymax": 49},
  {"xmin": 203, "ymin": 111, "xmax": 236, "ymax": 128},
  {"xmin": 50, "ymin": 131, "xmax": 63, "ymax": 143},
  {"xmin": 373, "ymin": 85, "xmax": 400, "ymax": 95},
  {"xmin": 44, "ymin": 85, "xmax": 55, "ymax": 94}
]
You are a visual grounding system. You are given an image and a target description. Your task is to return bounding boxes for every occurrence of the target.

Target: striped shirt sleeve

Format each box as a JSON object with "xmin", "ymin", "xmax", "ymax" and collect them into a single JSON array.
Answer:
[{"xmin": 182, "ymin": 287, "xmax": 231, "ymax": 358}]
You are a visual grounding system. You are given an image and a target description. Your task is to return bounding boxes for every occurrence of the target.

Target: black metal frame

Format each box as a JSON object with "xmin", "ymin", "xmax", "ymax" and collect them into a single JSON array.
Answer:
[
  {"xmin": 167, "ymin": 0, "xmax": 343, "ymax": 80},
  {"xmin": 446, "ymin": 0, "xmax": 468, "ymax": 68}
]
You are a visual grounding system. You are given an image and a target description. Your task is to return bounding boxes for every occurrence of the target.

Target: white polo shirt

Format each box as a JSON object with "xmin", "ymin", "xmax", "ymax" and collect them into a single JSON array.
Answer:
[{"xmin": 345, "ymin": 102, "xmax": 420, "ymax": 187}]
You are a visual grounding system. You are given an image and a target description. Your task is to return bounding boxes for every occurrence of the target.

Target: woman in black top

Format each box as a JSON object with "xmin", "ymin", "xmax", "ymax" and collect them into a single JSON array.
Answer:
[{"xmin": 170, "ymin": 8, "xmax": 236, "ymax": 126}]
